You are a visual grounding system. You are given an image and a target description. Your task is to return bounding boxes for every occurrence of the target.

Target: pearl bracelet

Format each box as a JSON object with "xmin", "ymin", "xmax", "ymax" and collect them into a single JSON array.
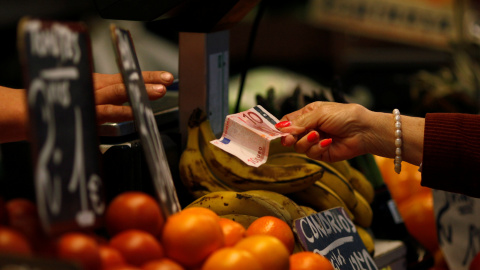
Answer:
[{"xmin": 393, "ymin": 109, "xmax": 402, "ymax": 174}]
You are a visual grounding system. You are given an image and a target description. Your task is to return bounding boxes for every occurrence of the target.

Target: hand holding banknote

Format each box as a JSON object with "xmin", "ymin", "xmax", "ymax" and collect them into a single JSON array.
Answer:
[{"xmin": 210, "ymin": 105, "xmax": 288, "ymax": 167}]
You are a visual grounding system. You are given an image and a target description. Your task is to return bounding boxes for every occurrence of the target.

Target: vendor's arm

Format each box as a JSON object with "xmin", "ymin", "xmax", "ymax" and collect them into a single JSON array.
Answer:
[
  {"xmin": 0, "ymin": 71, "xmax": 174, "ymax": 144},
  {"xmin": 0, "ymin": 86, "xmax": 28, "ymax": 143}
]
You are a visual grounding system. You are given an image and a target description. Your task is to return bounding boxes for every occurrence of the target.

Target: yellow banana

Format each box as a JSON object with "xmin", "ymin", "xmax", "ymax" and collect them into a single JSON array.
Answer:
[
  {"xmin": 178, "ymin": 121, "xmax": 236, "ymax": 199},
  {"xmin": 356, "ymin": 225, "xmax": 375, "ymax": 255},
  {"xmin": 351, "ymin": 190, "xmax": 374, "ymax": 228},
  {"xmin": 267, "ymin": 152, "xmax": 358, "ymax": 211},
  {"xmin": 289, "ymin": 181, "xmax": 355, "ymax": 221},
  {"xmin": 299, "ymin": 205, "xmax": 317, "ymax": 217},
  {"xmin": 243, "ymin": 190, "xmax": 308, "ymax": 221},
  {"xmin": 329, "ymin": 160, "xmax": 353, "ymax": 180},
  {"xmin": 220, "ymin": 214, "xmax": 258, "ymax": 229},
  {"xmin": 186, "ymin": 191, "xmax": 291, "ymax": 224},
  {"xmin": 349, "ymin": 167, "xmax": 375, "ymax": 204},
  {"xmin": 199, "ymin": 119, "xmax": 324, "ymax": 194},
  {"xmin": 269, "ymin": 137, "xmax": 295, "ymax": 155}
]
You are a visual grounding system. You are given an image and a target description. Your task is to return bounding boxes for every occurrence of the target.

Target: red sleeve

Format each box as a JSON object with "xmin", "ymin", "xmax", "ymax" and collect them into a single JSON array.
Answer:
[{"xmin": 421, "ymin": 113, "xmax": 480, "ymax": 198}]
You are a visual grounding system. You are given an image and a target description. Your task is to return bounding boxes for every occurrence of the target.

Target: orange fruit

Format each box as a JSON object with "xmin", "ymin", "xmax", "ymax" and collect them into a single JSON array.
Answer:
[
  {"xmin": 289, "ymin": 251, "xmax": 334, "ymax": 270},
  {"xmin": 180, "ymin": 207, "xmax": 220, "ymax": 221},
  {"xmin": 99, "ymin": 245, "xmax": 126, "ymax": 269},
  {"xmin": 235, "ymin": 235, "xmax": 290, "ymax": 270},
  {"xmin": 218, "ymin": 218, "xmax": 246, "ymax": 247},
  {"xmin": 106, "ymin": 191, "xmax": 165, "ymax": 237},
  {"xmin": 397, "ymin": 191, "xmax": 438, "ymax": 253},
  {"xmin": 201, "ymin": 247, "xmax": 262, "ymax": 270},
  {"xmin": 142, "ymin": 258, "xmax": 185, "ymax": 270},
  {"xmin": 161, "ymin": 210, "xmax": 224, "ymax": 268},
  {"xmin": 374, "ymin": 155, "xmax": 431, "ymax": 205},
  {"xmin": 246, "ymin": 216, "xmax": 295, "ymax": 254}
]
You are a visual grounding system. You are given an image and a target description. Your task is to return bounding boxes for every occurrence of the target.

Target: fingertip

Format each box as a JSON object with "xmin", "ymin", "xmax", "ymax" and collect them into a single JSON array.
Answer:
[
  {"xmin": 319, "ymin": 138, "xmax": 332, "ymax": 148},
  {"xmin": 275, "ymin": 121, "xmax": 291, "ymax": 129},
  {"xmin": 282, "ymin": 135, "xmax": 296, "ymax": 147},
  {"xmin": 161, "ymin": 72, "xmax": 173, "ymax": 82},
  {"xmin": 151, "ymin": 84, "xmax": 166, "ymax": 94}
]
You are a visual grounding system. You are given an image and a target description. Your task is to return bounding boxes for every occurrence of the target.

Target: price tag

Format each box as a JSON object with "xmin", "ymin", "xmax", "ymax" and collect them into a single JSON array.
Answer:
[
  {"xmin": 110, "ymin": 25, "xmax": 181, "ymax": 217},
  {"xmin": 295, "ymin": 207, "xmax": 378, "ymax": 270},
  {"xmin": 17, "ymin": 18, "xmax": 105, "ymax": 234}
]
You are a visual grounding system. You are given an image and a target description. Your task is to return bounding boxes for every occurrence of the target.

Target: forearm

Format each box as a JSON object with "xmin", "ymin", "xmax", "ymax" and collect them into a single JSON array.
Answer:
[
  {"xmin": 0, "ymin": 86, "xmax": 28, "ymax": 143},
  {"xmin": 365, "ymin": 110, "xmax": 424, "ymax": 166}
]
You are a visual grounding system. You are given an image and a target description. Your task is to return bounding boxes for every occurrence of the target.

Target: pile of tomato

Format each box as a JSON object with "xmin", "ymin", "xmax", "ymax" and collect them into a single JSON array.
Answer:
[{"xmin": 0, "ymin": 191, "xmax": 333, "ymax": 270}]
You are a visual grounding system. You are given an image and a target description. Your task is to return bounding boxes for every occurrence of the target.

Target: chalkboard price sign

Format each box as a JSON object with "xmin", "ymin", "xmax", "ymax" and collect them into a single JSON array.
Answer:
[
  {"xmin": 18, "ymin": 18, "xmax": 105, "ymax": 234},
  {"xmin": 295, "ymin": 207, "xmax": 378, "ymax": 270},
  {"xmin": 110, "ymin": 25, "xmax": 181, "ymax": 217}
]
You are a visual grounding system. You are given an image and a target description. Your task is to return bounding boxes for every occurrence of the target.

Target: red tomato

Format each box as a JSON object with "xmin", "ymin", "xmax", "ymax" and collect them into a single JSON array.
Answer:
[
  {"xmin": 57, "ymin": 232, "xmax": 101, "ymax": 270},
  {"xmin": 110, "ymin": 229, "xmax": 164, "ymax": 267},
  {"xmin": 470, "ymin": 252, "xmax": 480, "ymax": 270},
  {"xmin": 0, "ymin": 226, "xmax": 32, "ymax": 255},
  {"xmin": 106, "ymin": 192, "xmax": 164, "ymax": 237},
  {"xmin": 142, "ymin": 258, "xmax": 185, "ymax": 270},
  {"xmin": 100, "ymin": 245, "xmax": 126, "ymax": 269},
  {"xmin": 5, "ymin": 198, "xmax": 46, "ymax": 251}
]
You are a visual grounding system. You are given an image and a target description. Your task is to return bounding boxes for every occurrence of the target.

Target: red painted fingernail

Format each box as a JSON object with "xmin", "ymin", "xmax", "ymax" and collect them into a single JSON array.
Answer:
[
  {"xmin": 320, "ymin": 138, "xmax": 332, "ymax": 148},
  {"xmin": 307, "ymin": 132, "xmax": 319, "ymax": 143},
  {"xmin": 275, "ymin": 121, "xmax": 291, "ymax": 128}
]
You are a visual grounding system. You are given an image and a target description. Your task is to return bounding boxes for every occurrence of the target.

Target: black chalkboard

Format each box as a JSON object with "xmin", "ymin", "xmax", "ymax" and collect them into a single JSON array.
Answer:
[
  {"xmin": 18, "ymin": 18, "xmax": 105, "ymax": 235},
  {"xmin": 110, "ymin": 25, "xmax": 181, "ymax": 217},
  {"xmin": 295, "ymin": 207, "xmax": 378, "ymax": 270}
]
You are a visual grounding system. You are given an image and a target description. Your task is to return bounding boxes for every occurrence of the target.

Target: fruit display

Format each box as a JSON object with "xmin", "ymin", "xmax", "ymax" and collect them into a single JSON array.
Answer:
[
  {"xmin": 0, "ymin": 109, "xmax": 377, "ymax": 269},
  {"xmin": 0, "ymin": 192, "xmax": 332, "ymax": 270},
  {"xmin": 178, "ymin": 109, "xmax": 377, "ymax": 257}
]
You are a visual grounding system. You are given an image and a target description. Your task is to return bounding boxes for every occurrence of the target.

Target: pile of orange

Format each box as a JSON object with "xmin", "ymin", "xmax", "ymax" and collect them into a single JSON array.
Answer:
[
  {"xmin": 0, "ymin": 191, "xmax": 335, "ymax": 270},
  {"xmin": 374, "ymin": 156, "xmax": 445, "ymax": 269}
]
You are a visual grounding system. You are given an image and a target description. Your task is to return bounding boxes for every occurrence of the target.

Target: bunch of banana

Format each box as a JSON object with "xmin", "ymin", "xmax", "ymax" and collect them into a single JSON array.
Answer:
[
  {"xmin": 178, "ymin": 109, "xmax": 327, "ymax": 198},
  {"xmin": 178, "ymin": 110, "xmax": 238, "ymax": 199},
  {"xmin": 268, "ymin": 152, "xmax": 358, "ymax": 210},
  {"xmin": 185, "ymin": 190, "xmax": 308, "ymax": 228},
  {"xmin": 267, "ymin": 151, "xmax": 376, "ymax": 230},
  {"xmin": 199, "ymin": 119, "xmax": 326, "ymax": 194}
]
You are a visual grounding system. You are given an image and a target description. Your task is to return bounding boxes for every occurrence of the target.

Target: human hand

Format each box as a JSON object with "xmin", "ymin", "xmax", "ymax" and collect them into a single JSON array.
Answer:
[
  {"xmin": 275, "ymin": 101, "xmax": 374, "ymax": 162},
  {"xmin": 0, "ymin": 71, "xmax": 174, "ymax": 143},
  {"xmin": 93, "ymin": 70, "xmax": 174, "ymax": 124}
]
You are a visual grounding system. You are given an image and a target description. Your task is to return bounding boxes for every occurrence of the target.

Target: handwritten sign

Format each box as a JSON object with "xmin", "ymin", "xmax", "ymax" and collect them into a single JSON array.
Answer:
[
  {"xmin": 433, "ymin": 190, "xmax": 480, "ymax": 270},
  {"xmin": 17, "ymin": 18, "xmax": 105, "ymax": 235},
  {"xmin": 295, "ymin": 207, "xmax": 378, "ymax": 270},
  {"xmin": 110, "ymin": 25, "xmax": 181, "ymax": 217}
]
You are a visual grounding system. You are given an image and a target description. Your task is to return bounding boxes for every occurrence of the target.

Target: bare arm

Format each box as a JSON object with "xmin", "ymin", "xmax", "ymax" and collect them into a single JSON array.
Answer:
[
  {"xmin": 276, "ymin": 102, "xmax": 425, "ymax": 166},
  {"xmin": 0, "ymin": 71, "xmax": 174, "ymax": 143}
]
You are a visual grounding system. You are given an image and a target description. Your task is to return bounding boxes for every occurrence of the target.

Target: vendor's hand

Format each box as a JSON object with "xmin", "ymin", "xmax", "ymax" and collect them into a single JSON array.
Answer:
[
  {"xmin": 0, "ymin": 70, "xmax": 174, "ymax": 143},
  {"xmin": 93, "ymin": 71, "xmax": 174, "ymax": 124},
  {"xmin": 275, "ymin": 101, "xmax": 372, "ymax": 162}
]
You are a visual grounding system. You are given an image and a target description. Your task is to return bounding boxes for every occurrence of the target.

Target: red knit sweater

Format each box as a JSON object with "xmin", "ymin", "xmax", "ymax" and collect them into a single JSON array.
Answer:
[{"xmin": 422, "ymin": 113, "xmax": 480, "ymax": 198}]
